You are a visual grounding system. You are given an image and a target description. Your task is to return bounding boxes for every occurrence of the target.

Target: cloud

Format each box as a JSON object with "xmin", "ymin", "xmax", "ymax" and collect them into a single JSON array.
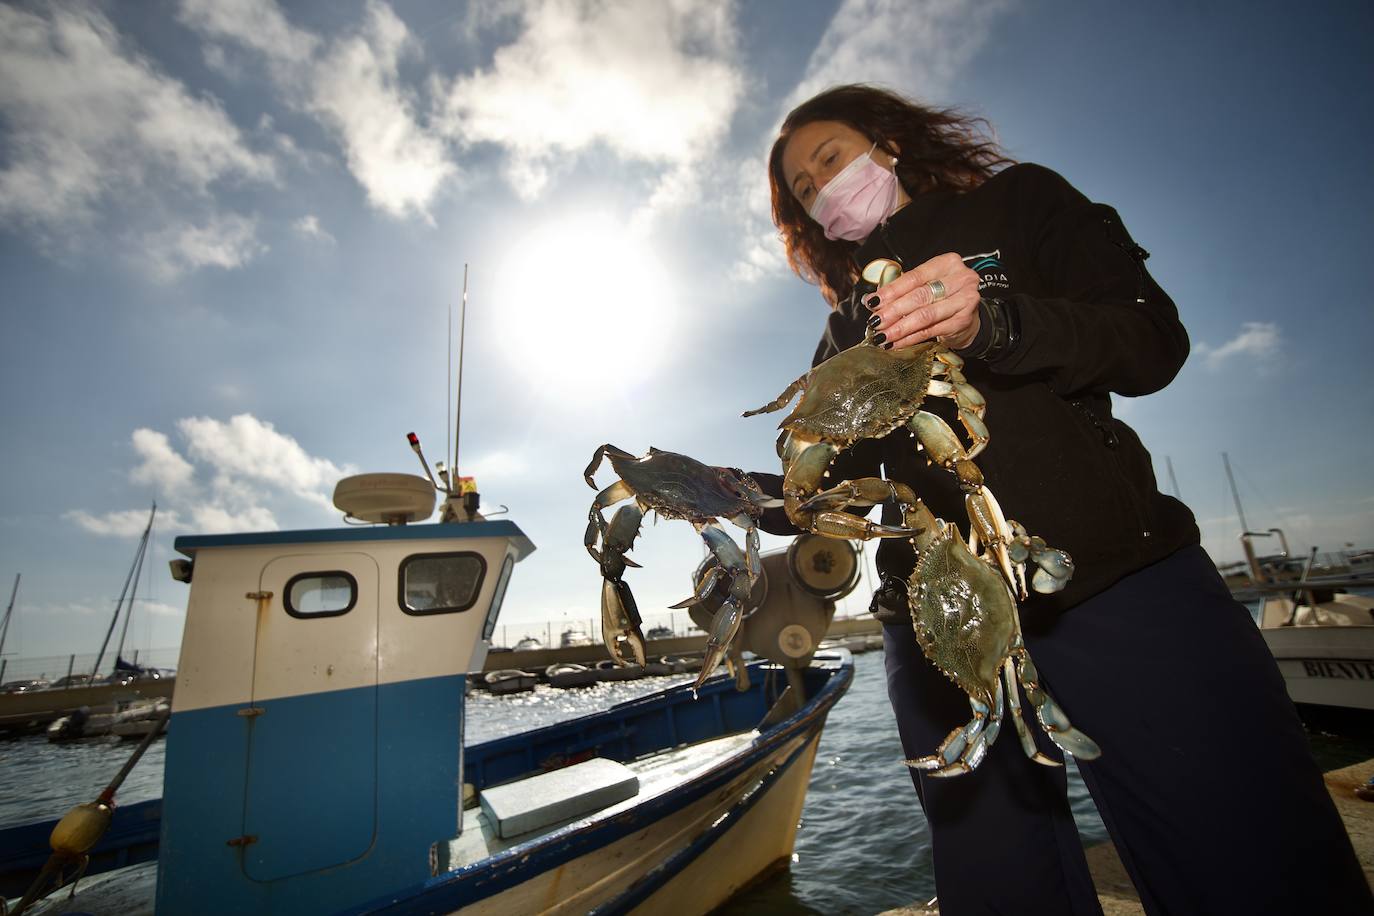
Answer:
[
  {"xmin": 141, "ymin": 600, "xmax": 187, "ymax": 619},
  {"xmin": 0, "ymin": 4, "xmax": 275, "ymax": 256},
  {"xmin": 435, "ymin": 0, "xmax": 744, "ymax": 201},
  {"xmin": 178, "ymin": 0, "xmax": 318, "ymax": 65},
  {"xmin": 1194, "ymin": 321, "xmax": 1282, "ymax": 370},
  {"xmin": 66, "ymin": 508, "xmax": 179, "ymax": 538},
  {"xmin": 177, "ymin": 413, "xmax": 354, "ymax": 510},
  {"xmin": 181, "ymin": 0, "xmax": 456, "ymax": 220},
  {"xmin": 130, "ymin": 429, "xmax": 194, "ymax": 493},
  {"xmin": 732, "ymin": 0, "xmax": 1011, "ymax": 282},
  {"xmin": 141, "ymin": 213, "xmax": 267, "ymax": 281},
  {"xmin": 70, "ymin": 413, "xmax": 353, "ymax": 538},
  {"xmin": 789, "ymin": 0, "xmax": 1012, "ymax": 109},
  {"xmin": 292, "ymin": 214, "xmax": 336, "ymax": 244},
  {"xmin": 462, "ymin": 448, "xmax": 532, "ymax": 485}
]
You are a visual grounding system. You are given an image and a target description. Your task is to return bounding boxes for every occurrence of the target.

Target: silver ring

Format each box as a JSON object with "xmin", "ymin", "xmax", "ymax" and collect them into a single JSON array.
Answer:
[{"xmin": 926, "ymin": 279, "xmax": 947, "ymax": 301}]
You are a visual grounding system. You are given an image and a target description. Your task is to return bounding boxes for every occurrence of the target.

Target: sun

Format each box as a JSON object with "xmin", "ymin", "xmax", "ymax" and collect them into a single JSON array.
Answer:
[{"xmin": 490, "ymin": 211, "xmax": 677, "ymax": 396}]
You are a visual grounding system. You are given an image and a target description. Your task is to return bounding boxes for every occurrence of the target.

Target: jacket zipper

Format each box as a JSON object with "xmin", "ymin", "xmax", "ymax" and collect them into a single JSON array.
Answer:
[{"xmin": 1071, "ymin": 398, "xmax": 1151, "ymax": 538}]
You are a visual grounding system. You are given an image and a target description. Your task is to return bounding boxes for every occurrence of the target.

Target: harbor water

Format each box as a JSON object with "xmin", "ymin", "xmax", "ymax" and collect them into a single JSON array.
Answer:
[{"xmin": 2, "ymin": 648, "xmax": 1371, "ymax": 915}]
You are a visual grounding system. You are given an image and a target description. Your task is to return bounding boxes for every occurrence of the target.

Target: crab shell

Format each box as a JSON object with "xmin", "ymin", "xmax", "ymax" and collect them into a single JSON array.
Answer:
[
  {"xmin": 907, "ymin": 526, "xmax": 1017, "ymax": 709},
  {"xmin": 608, "ymin": 448, "xmax": 768, "ymax": 524},
  {"xmin": 778, "ymin": 341, "xmax": 941, "ymax": 448}
]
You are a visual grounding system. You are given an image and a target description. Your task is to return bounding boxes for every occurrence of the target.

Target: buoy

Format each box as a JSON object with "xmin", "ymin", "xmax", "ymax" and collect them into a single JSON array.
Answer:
[{"xmin": 49, "ymin": 801, "xmax": 113, "ymax": 857}]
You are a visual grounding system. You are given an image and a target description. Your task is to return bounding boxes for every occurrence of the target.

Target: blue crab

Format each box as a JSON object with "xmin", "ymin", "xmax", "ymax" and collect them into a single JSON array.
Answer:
[
  {"xmin": 584, "ymin": 444, "xmax": 777, "ymax": 690},
  {"xmin": 744, "ymin": 258, "xmax": 1097, "ymax": 774},
  {"xmin": 902, "ymin": 500, "xmax": 1097, "ymax": 775}
]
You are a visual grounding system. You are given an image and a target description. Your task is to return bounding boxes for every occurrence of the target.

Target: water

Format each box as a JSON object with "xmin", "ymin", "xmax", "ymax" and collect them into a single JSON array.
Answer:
[{"xmin": 3, "ymin": 651, "xmax": 1371, "ymax": 915}]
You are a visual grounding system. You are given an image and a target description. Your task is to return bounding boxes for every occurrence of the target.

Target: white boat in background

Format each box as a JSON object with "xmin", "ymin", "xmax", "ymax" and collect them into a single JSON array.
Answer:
[
  {"xmin": 1242, "ymin": 529, "xmax": 1374, "ymax": 717},
  {"xmin": 559, "ymin": 626, "xmax": 594, "ymax": 648}
]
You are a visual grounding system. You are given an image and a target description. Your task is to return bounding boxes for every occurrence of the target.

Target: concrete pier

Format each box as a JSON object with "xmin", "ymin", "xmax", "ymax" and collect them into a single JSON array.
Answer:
[{"xmin": 879, "ymin": 757, "xmax": 1374, "ymax": 915}]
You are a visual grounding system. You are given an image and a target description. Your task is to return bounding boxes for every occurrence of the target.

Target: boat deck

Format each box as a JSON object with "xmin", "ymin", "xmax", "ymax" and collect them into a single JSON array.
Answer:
[{"xmin": 445, "ymin": 730, "xmax": 760, "ymax": 867}]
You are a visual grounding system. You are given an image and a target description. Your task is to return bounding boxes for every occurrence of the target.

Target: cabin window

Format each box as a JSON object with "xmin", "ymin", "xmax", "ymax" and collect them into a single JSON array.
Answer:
[
  {"xmin": 400, "ymin": 552, "xmax": 486, "ymax": 615},
  {"xmin": 483, "ymin": 555, "xmax": 515, "ymax": 639},
  {"xmin": 284, "ymin": 571, "xmax": 358, "ymax": 618}
]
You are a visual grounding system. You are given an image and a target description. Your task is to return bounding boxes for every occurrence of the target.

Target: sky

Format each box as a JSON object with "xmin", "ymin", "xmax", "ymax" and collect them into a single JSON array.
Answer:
[{"xmin": 1, "ymin": 0, "xmax": 1372, "ymax": 663}]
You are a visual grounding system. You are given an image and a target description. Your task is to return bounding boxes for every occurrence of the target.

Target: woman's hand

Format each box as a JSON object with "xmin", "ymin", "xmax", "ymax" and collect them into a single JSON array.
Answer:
[{"xmin": 864, "ymin": 253, "xmax": 981, "ymax": 351}]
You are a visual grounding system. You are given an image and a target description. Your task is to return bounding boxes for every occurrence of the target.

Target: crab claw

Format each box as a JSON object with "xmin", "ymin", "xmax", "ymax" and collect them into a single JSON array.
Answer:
[
  {"xmin": 601, "ymin": 578, "xmax": 647, "ymax": 667},
  {"xmin": 694, "ymin": 596, "xmax": 744, "ymax": 693}
]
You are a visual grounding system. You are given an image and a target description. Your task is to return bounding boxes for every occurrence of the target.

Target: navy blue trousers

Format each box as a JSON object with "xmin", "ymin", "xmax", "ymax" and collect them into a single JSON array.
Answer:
[{"xmin": 883, "ymin": 545, "xmax": 1372, "ymax": 915}]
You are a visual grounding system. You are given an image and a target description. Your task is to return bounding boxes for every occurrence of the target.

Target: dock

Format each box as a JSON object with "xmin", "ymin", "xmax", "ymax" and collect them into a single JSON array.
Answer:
[
  {"xmin": 879, "ymin": 758, "xmax": 1374, "ymax": 914},
  {"xmin": 478, "ymin": 616, "xmax": 883, "ymax": 673},
  {"xmin": 0, "ymin": 678, "xmax": 174, "ymax": 734}
]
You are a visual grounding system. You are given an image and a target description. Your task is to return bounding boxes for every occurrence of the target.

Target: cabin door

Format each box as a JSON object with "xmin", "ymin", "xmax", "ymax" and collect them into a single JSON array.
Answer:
[{"xmin": 242, "ymin": 552, "xmax": 380, "ymax": 882}]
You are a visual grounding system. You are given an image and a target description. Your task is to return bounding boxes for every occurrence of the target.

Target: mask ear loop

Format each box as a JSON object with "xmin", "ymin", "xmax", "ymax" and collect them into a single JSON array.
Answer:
[{"xmin": 881, "ymin": 154, "xmax": 901, "ymax": 227}]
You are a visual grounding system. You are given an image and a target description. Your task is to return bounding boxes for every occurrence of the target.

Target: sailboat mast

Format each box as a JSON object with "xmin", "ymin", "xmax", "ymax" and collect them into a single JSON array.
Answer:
[
  {"xmin": 1164, "ymin": 456, "xmax": 1181, "ymax": 500},
  {"xmin": 113, "ymin": 522, "xmax": 152, "ymax": 667},
  {"xmin": 91, "ymin": 503, "xmax": 155, "ymax": 679},
  {"xmin": 1222, "ymin": 452, "xmax": 1249, "ymax": 533},
  {"xmin": 0, "ymin": 573, "xmax": 19, "ymax": 662}
]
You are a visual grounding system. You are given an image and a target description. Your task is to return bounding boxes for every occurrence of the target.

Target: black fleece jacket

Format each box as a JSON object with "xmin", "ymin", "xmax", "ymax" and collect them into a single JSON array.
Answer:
[{"xmin": 754, "ymin": 163, "xmax": 1200, "ymax": 623}]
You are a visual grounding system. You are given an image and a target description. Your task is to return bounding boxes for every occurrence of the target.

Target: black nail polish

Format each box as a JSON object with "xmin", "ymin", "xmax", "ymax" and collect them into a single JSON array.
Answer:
[
  {"xmin": 882, "ymin": 341, "xmax": 894, "ymax": 350},
  {"xmin": 864, "ymin": 295, "xmax": 880, "ymax": 310},
  {"xmin": 867, "ymin": 315, "xmax": 881, "ymax": 329},
  {"xmin": 872, "ymin": 332, "xmax": 886, "ymax": 345}
]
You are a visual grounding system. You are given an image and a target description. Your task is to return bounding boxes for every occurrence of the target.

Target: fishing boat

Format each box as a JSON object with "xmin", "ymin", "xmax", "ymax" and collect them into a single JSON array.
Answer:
[
  {"xmin": 0, "ymin": 449, "xmax": 858, "ymax": 914},
  {"xmin": 1242, "ymin": 530, "xmax": 1374, "ymax": 718},
  {"xmin": 1218, "ymin": 456, "xmax": 1374, "ymax": 721}
]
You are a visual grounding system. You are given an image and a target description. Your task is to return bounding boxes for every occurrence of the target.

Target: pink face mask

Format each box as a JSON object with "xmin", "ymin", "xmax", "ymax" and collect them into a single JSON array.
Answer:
[{"xmin": 807, "ymin": 144, "xmax": 900, "ymax": 242}]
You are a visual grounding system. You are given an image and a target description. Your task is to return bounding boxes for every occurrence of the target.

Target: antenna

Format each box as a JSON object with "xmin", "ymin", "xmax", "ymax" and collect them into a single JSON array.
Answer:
[
  {"xmin": 1164, "ymin": 455, "xmax": 1181, "ymax": 500},
  {"xmin": 454, "ymin": 264, "xmax": 468, "ymax": 480},
  {"xmin": 447, "ymin": 298, "xmax": 453, "ymax": 473}
]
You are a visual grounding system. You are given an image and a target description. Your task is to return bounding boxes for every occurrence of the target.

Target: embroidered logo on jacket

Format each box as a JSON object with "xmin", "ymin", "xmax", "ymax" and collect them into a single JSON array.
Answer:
[{"xmin": 963, "ymin": 249, "xmax": 1010, "ymax": 292}]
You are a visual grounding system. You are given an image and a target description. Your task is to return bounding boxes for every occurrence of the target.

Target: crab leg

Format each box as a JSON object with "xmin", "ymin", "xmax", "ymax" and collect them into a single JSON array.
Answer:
[
  {"xmin": 786, "ymin": 443, "xmax": 922, "ymax": 540},
  {"xmin": 690, "ymin": 523, "xmax": 759, "ymax": 691},
  {"xmin": 1014, "ymin": 649, "xmax": 1101, "ymax": 761},
  {"xmin": 1003, "ymin": 656, "xmax": 1060, "ymax": 767},
  {"xmin": 584, "ymin": 479, "xmax": 635, "ymax": 562},
  {"xmin": 742, "ymin": 373, "xmax": 808, "ymax": 418},
  {"xmin": 965, "ymin": 486, "xmax": 1018, "ymax": 593},
  {"xmin": 906, "ymin": 678, "xmax": 1003, "ymax": 777},
  {"xmin": 595, "ymin": 503, "xmax": 648, "ymax": 667},
  {"xmin": 694, "ymin": 596, "xmax": 745, "ymax": 694},
  {"xmin": 583, "ymin": 443, "xmax": 637, "ymax": 488}
]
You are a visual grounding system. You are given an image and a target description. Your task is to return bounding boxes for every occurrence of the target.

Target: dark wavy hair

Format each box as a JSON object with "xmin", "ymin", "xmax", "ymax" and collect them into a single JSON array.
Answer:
[{"xmin": 768, "ymin": 84, "xmax": 1014, "ymax": 307}]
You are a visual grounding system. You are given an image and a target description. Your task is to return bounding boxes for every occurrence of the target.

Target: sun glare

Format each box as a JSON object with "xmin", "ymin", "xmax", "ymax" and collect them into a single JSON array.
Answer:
[{"xmin": 491, "ymin": 212, "xmax": 677, "ymax": 396}]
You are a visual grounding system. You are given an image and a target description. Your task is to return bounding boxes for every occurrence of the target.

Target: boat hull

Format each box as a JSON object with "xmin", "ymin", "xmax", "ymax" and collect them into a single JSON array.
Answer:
[
  {"xmin": 404, "ymin": 725, "xmax": 822, "ymax": 916},
  {"xmin": 1, "ymin": 659, "xmax": 852, "ymax": 916},
  {"xmin": 1261, "ymin": 625, "xmax": 1374, "ymax": 711}
]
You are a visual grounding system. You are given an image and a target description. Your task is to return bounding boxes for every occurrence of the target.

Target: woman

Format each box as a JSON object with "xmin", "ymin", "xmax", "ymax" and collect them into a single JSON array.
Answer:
[{"xmin": 753, "ymin": 84, "xmax": 1370, "ymax": 915}]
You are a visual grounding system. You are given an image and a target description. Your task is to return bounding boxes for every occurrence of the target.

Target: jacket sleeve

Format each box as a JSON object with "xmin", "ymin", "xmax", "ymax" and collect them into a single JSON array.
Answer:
[{"xmin": 985, "ymin": 165, "xmax": 1190, "ymax": 398}]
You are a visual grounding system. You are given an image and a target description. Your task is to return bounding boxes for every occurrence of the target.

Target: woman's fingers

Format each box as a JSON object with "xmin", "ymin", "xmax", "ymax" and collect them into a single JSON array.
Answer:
[
  {"xmin": 866, "ymin": 253, "xmax": 981, "ymax": 349},
  {"xmin": 884, "ymin": 308, "xmax": 982, "ymax": 352}
]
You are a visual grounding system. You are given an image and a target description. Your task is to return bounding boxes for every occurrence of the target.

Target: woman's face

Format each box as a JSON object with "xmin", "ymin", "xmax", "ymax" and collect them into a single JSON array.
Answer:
[{"xmin": 780, "ymin": 119, "xmax": 898, "ymax": 211}]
